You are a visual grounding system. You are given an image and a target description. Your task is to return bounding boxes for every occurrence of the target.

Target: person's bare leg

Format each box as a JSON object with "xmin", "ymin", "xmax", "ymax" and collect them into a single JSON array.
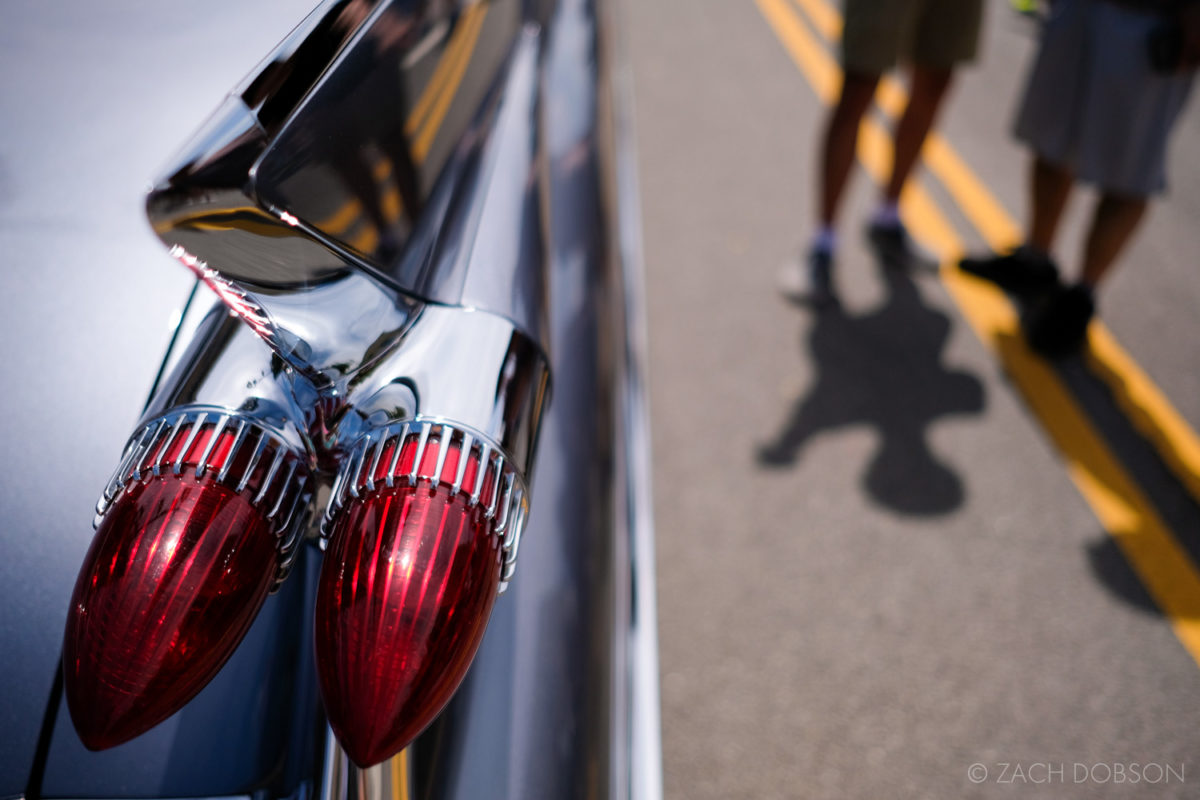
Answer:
[
  {"xmin": 1027, "ymin": 156, "xmax": 1074, "ymax": 254},
  {"xmin": 819, "ymin": 71, "xmax": 881, "ymax": 228},
  {"xmin": 960, "ymin": 156, "xmax": 1075, "ymax": 292},
  {"xmin": 1025, "ymin": 191, "xmax": 1147, "ymax": 356},
  {"xmin": 1079, "ymin": 191, "xmax": 1148, "ymax": 287},
  {"xmin": 884, "ymin": 65, "xmax": 953, "ymax": 204}
]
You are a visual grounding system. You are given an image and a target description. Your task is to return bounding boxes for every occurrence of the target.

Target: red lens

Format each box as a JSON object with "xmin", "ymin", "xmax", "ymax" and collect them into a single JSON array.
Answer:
[
  {"xmin": 316, "ymin": 439, "xmax": 502, "ymax": 767},
  {"xmin": 64, "ymin": 422, "xmax": 289, "ymax": 750}
]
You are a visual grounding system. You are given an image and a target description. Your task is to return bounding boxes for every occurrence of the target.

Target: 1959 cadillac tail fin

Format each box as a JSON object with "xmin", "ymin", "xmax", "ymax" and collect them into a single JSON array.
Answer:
[{"xmin": 26, "ymin": 0, "xmax": 661, "ymax": 797}]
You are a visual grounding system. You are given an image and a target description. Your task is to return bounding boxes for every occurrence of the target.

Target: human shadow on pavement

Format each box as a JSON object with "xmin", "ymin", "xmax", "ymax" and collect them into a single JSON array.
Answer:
[
  {"xmin": 1085, "ymin": 535, "xmax": 1165, "ymax": 617},
  {"xmin": 987, "ymin": 324, "xmax": 1200, "ymax": 620},
  {"xmin": 758, "ymin": 262, "xmax": 986, "ymax": 515}
]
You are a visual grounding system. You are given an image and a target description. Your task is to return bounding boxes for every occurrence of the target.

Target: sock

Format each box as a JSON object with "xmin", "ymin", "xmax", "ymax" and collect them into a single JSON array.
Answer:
[
  {"xmin": 872, "ymin": 202, "xmax": 901, "ymax": 229},
  {"xmin": 811, "ymin": 227, "xmax": 837, "ymax": 255}
]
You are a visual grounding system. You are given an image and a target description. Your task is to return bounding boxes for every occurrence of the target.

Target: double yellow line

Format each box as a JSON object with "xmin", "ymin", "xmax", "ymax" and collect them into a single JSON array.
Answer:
[{"xmin": 756, "ymin": 0, "xmax": 1200, "ymax": 663}]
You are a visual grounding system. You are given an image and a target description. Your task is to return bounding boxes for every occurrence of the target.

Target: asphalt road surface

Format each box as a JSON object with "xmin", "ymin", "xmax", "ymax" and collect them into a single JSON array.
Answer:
[{"xmin": 629, "ymin": 1, "xmax": 1200, "ymax": 798}]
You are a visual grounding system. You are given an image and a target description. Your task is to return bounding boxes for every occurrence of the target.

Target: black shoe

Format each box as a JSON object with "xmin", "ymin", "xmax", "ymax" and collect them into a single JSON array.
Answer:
[
  {"xmin": 807, "ymin": 246, "xmax": 837, "ymax": 307},
  {"xmin": 1024, "ymin": 284, "xmax": 1095, "ymax": 358},
  {"xmin": 960, "ymin": 247, "xmax": 1060, "ymax": 297},
  {"xmin": 867, "ymin": 220, "xmax": 938, "ymax": 272}
]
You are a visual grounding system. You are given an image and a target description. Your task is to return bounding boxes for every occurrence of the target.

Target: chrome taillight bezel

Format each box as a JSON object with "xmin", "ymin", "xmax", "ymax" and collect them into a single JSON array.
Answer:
[
  {"xmin": 94, "ymin": 405, "xmax": 315, "ymax": 586},
  {"xmin": 323, "ymin": 417, "xmax": 529, "ymax": 590}
]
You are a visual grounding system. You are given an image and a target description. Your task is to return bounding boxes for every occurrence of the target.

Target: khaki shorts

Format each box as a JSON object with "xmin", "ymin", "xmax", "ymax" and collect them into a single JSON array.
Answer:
[{"xmin": 842, "ymin": 0, "xmax": 983, "ymax": 75}]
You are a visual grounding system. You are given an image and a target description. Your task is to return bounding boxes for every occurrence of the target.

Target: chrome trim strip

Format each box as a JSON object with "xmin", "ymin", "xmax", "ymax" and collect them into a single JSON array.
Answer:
[
  {"xmin": 48, "ymin": 796, "xmax": 253, "ymax": 800},
  {"xmin": 320, "ymin": 725, "xmax": 413, "ymax": 800},
  {"xmin": 603, "ymin": 0, "xmax": 664, "ymax": 795}
]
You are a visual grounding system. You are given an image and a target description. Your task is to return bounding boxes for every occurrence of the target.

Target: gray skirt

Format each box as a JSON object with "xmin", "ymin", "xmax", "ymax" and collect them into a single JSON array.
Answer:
[{"xmin": 1014, "ymin": 0, "xmax": 1195, "ymax": 197}]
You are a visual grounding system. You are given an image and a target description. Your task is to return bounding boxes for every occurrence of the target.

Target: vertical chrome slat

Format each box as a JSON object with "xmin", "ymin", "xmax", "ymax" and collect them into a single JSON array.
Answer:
[
  {"xmin": 505, "ymin": 504, "xmax": 527, "ymax": 574},
  {"xmin": 151, "ymin": 415, "xmax": 189, "ymax": 477},
  {"xmin": 110, "ymin": 438, "xmax": 143, "ymax": 494},
  {"xmin": 268, "ymin": 460, "xmax": 299, "ymax": 520},
  {"xmin": 486, "ymin": 456, "xmax": 505, "ymax": 519},
  {"xmin": 345, "ymin": 443, "xmax": 365, "ymax": 500},
  {"xmin": 365, "ymin": 433, "xmax": 386, "ymax": 493},
  {"xmin": 279, "ymin": 480, "xmax": 309, "ymax": 533},
  {"xmin": 432, "ymin": 427, "xmax": 452, "ymax": 487},
  {"xmin": 217, "ymin": 418, "xmax": 249, "ymax": 484},
  {"xmin": 328, "ymin": 463, "xmax": 348, "ymax": 518},
  {"xmin": 237, "ymin": 433, "xmax": 270, "ymax": 493},
  {"xmin": 409, "ymin": 423, "xmax": 431, "ymax": 485},
  {"xmin": 502, "ymin": 487, "xmax": 524, "ymax": 550},
  {"xmin": 255, "ymin": 446, "xmax": 287, "ymax": 505},
  {"xmin": 173, "ymin": 412, "xmax": 208, "ymax": 475},
  {"xmin": 385, "ymin": 421, "xmax": 410, "ymax": 487},
  {"xmin": 133, "ymin": 418, "xmax": 169, "ymax": 481},
  {"xmin": 470, "ymin": 442, "xmax": 492, "ymax": 506},
  {"xmin": 110, "ymin": 426, "xmax": 153, "ymax": 496},
  {"xmin": 194, "ymin": 414, "xmax": 230, "ymax": 479},
  {"xmin": 452, "ymin": 434, "xmax": 474, "ymax": 496},
  {"xmin": 493, "ymin": 472, "xmax": 515, "ymax": 537}
]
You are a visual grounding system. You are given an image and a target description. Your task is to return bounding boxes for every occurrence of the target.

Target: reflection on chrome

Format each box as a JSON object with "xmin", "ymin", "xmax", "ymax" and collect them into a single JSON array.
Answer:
[{"xmin": 108, "ymin": 0, "xmax": 583, "ymax": 785}]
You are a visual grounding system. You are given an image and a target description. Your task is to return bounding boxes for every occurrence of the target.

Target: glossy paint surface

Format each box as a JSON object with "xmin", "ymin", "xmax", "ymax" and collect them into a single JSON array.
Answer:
[
  {"xmin": 317, "ymin": 441, "xmax": 501, "ymax": 767},
  {"xmin": 0, "ymin": 0, "xmax": 316, "ymax": 792}
]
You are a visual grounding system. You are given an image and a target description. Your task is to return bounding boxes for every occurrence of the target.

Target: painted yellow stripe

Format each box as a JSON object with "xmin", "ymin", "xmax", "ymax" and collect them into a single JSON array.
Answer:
[
  {"xmin": 1085, "ymin": 328, "xmax": 1200, "ymax": 505},
  {"xmin": 411, "ymin": 4, "xmax": 486, "ymax": 162},
  {"xmin": 790, "ymin": 0, "xmax": 841, "ymax": 41},
  {"xmin": 759, "ymin": 0, "xmax": 838, "ymax": 103},
  {"xmin": 796, "ymin": 0, "xmax": 1200, "ymax": 511},
  {"xmin": 756, "ymin": 0, "xmax": 1200, "ymax": 666}
]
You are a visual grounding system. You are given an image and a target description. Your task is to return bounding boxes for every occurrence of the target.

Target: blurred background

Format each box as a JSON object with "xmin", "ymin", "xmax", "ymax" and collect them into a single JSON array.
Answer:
[{"xmin": 631, "ymin": 0, "xmax": 1200, "ymax": 797}]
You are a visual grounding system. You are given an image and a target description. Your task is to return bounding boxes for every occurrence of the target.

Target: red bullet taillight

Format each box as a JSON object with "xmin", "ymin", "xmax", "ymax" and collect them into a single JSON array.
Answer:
[
  {"xmin": 64, "ymin": 410, "xmax": 311, "ymax": 750},
  {"xmin": 316, "ymin": 421, "xmax": 528, "ymax": 767}
]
